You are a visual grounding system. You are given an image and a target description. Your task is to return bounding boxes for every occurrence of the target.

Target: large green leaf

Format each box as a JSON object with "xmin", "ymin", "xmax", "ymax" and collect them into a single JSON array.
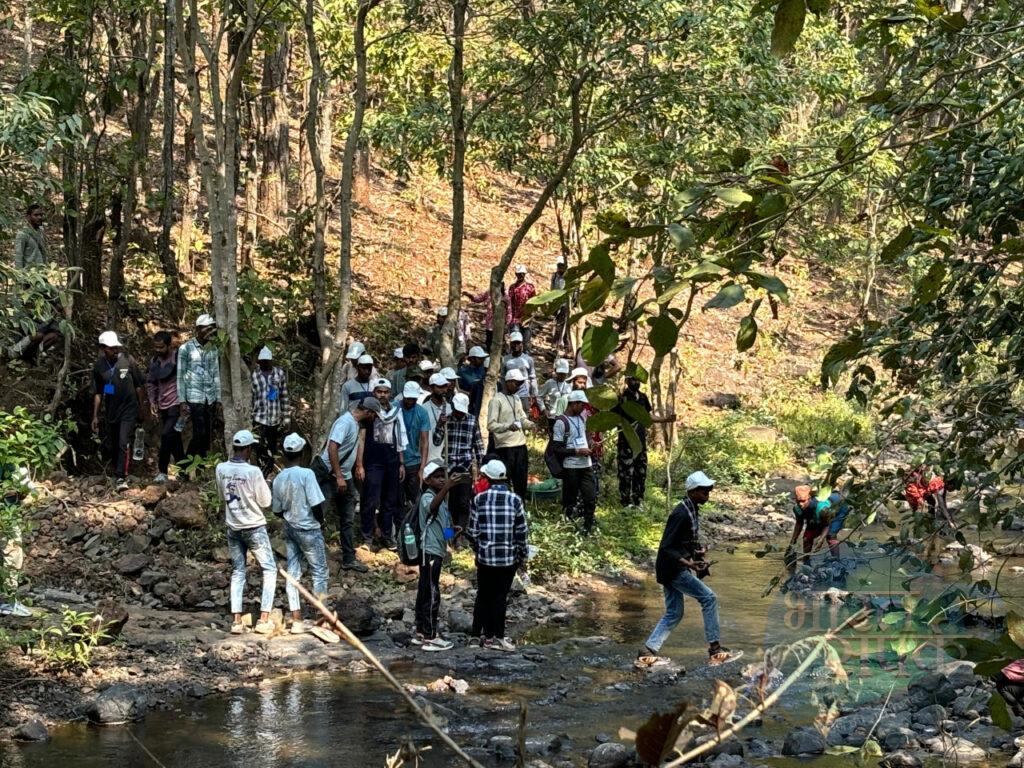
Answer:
[
  {"xmin": 621, "ymin": 399, "xmax": 653, "ymax": 427},
  {"xmin": 736, "ymin": 313, "xmax": 758, "ymax": 352},
  {"xmin": 648, "ymin": 313, "xmax": 679, "ymax": 355},
  {"xmin": 714, "ymin": 187, "xmax": 753, "ymax": 206},
  {"xmin": 756, "ymin": 193, "xmax": 788, "ymax": 219},
  {"xmin": 525, "ymin": 289, "xmax": 568, "ymax": 310},
  {"xmin": 679, "ymin": 261, "xmax": 725, "ymax": 281},
  {"xmin": 586, "ymin": 242, "xmax": 616, "ymax": 284},
  {"xmin": 667, "ymin": 223, "xmax": 696, "ymax": 251},
  {"xmin": 880, "ymin": 225, "xmax": 915, "ymax": 264},
  {"xmin": 595, "ymin": 210, "xmax": 631, "ymax": 235},
  {"xmin": 821, "ymin": 335, "xmax": 865, "ymax": 388},
  {"xmin": 704, "ymin": 283, "xmax": 745, "ymax": 310},
  {"xmin": 624, "ymin": 361, "xmax": 649, "ymax": 383},
  {"xmin": 586, "ymin": 411, "xmax": 641, "ymax": 453},
  {"xmin": 990, "ymin": 692, "xmax": 1014, "ymax": 731},
  {"xmin": 1007, "ymin": 612, "xmax": 1024, "ymax": 649},
  {"xmin": 771, "ymin": 0, "xmax": 806, "ymax": 57},
  {"xmin": 747, "ymin": 272, "xmax": 789, "ymax": 302},
  {"xmin": 914, "ymin": 262, "xmax": 946, "ymax": 304},
  {"xmin": 586, "ymin": 383, "xmax": 619, "ymax": 410},
  {"xmin": 581, "ymin": 318, "xmax": 618, "ymax": 366},
  {"xmin": 578, "ymin": 276, "xmax": 609, "ymax": 313}
]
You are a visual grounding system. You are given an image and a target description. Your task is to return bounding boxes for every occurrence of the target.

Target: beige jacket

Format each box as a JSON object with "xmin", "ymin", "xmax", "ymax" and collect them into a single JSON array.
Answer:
[{"xmin": 486, "ymin": 391, "xmax": 534, "ymax": 448}]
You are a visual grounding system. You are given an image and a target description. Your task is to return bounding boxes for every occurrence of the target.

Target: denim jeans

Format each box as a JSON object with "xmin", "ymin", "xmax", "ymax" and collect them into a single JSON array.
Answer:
[
  {"xmin": 283, "ymin": 523, "xmax": 329, "ymax": 612},
  {"xmin": 227, "ymin": 525, "xmax": 277, "ymax": 614},
  {"xmin": 644, "ymin": 568, "xmax": 720, "ymax": 652}
]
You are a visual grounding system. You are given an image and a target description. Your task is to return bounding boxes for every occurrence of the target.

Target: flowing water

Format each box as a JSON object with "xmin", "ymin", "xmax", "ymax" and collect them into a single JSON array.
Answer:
[{"xmin": 6, "ymin": 540, "xmax": 1024, "ymax": 768}]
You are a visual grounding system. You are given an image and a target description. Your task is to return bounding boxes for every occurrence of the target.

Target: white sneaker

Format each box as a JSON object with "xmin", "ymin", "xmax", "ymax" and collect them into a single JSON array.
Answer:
[
  {"xmin": 253, "ymin": 620, "xmax": 274, "ymax": 635},
  {"xmin": 0, "ymin": 601, "xmax": 33, "ymax": 617},
  {"xmin": 494, "ymin": 637, "xmax": 516, "ymax": 652},
  {"xmin": 422, "ymin": 637, "xmax": 454, "ymax": 652},
  {"xmin": 116, "ymin": 479, "xmax": 129, "ymax": 491},
  {"xmin": 154, "ymin": 473, "xmax": 168, "ymax": 484},
  {"xmin": 290, "ymin": 620, "xmax": 308, "ymax": 635}
]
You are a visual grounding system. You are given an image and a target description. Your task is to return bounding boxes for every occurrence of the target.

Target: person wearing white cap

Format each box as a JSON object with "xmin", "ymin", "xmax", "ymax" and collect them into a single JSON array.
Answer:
[
  {"xmin": 393, "ymin": 347, "xmax": 404, "ymax": 363},
  {"xmin": 552, "ymin": 390, "xmax": 598, "ymax": 533},
  {"xmin": 538, "ymin": 358, "xmax": 572, "ymax": 421},
  {"xmin": 439, "ymin": 367, "xmax": 460, "ymax": 405},
  {"xmin": 467, "ymin": 458, "xmax": 528, "ymax": 651},
  {"xmin": 272, "ymin": 433, "xmax": 328, "ymax": 634},
  {"xmin": 501, "ymin": 330, "xmax": 538, "ymax": 413},
  {"xmin": 251, "ymin": 345, "xmax": 291, "ymax": 476},
  {"xmin": 341, "ymin": 353, "xmax": 377, "ymax": 409},
  {"xmin": 388, "ymin": 342, "xmax": 421, "ymax": 394},
  {"xmin": 92, "ymin": 330, "xmax": 146, "ymax": 491},
  {"xmin": 413, "ymin": 461, "xmax": 460, "ymax": 651},
  {"xmin": 457, "ymin": 346, "xmax": 488, "ymax": 416},
  {"xmin": 216, "ymin": 429, "xmax": 276, "ymax": 635},
  {"xmin": 399, "ymin": 381, "xmax": 431, "ymax": 511},
  {"xmin": 313, "ymin": 398, "xmax": 384, "ymax": 573},
  {"xmin": 339, "ymin": 340, "xmax": 366, "ymax": 383},
  {"xmin": 507, "ymin": 264, "xmax": 536, "ymax": 350},
  {"xmin": 486, "ymin": 369, "xmax": 535, "ymax": 498},
  {"xmin": 432, "ymin": 392, "xmax": 482, "ymax": 541},
  {"xmin": 177, "ymin": 313, "xmax": 221, "ymax": 463},
  {"xmin": 355, "ymin": 378, "xmax": 408, "ymax": 549},
  {"xmin": 636, "ymin": 470, "xmax": 732, "ymax": 668},
  {"xmin": 421, "ymin": 372, "xmax": 452, "ymax": 464},
  {"xmin": 615, "ymin": 374, "xmax": 677, "ymax": 507}
]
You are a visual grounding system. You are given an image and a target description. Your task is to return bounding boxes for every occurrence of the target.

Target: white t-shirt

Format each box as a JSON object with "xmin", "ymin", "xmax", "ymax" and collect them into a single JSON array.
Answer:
[
  {"xmin": 272, "ymin": 466, "xmax": 326, "ymax": 530},
  {"xmin": 216, "ymin": 459, "xmax": 272, "ymax": 530},
  {"xmin": 553, "ymin": 414, "xmax": 592, "ymax": 469},
  {"xmin": 421, "ymin": 398, "xmax": 450, "ymax": 463},
  {"xmin": 320, "ymin": 412, "xmax": 360, "ymax": 479}
]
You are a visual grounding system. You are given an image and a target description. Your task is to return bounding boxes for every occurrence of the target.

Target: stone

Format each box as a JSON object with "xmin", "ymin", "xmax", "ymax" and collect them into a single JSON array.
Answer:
[
  {"xmin": 114, "ymin": 554, "xmax": 151, "ymax": 576},
  {"xmin": 588, "ymin": 743, "xmax": 633, "ymax": 768},
  {"xmin": 139, "ymin": 571, "xmax": 167, "ymax": 588},
  {"xmin": 883, "ymin": 730, "xmax": 918, "ymax": 752},
  {"xmin": 908, "ymin": 673, "xmax": 957, "ymax": 707},
  {"xmin": 156, "ymin": 490, "xmax": 206, "ymax": 529},
  {"xmin": 489, "ymin": 735, "xmax": 517, "ymax": 761},
  {"xmin": 147, "ymin": 517, "xmax": 172, "ymax": 541},
  {"xmin": 745, "ymin": 738, "xmax": 775, "ymax": 758},
  {"xmin": 126, "ymin": 484, "xmax": 167, "ymax": 508},
  {"xmin": 12, "ymin": 719, "xmax": 50, "ymax": 742},
  {"xmin": 448, "ymin": 608, "xmax": 474, "ymax": 634},
  {"xmin": 41, "ymin": 588, "xmax": 86, "ymax": 604},
  {"xmin": 912, "ymin": 704, "xmax": 947, "ymax": 727},
  {"xmin": 705, "ymin": 392, "xmax": 741, "ymax": 410},
  {"xmin": 153, "ymin": 581, "xmax": 178, "ymax": 598},
  {"xmin": 63, "ymin": 522, "xmax": 89, "ymax": 543},
  {"xmin": 91, "ymin": 599, "xmax": 130, "ymax": 643},
  {"xmin": 84, "ymin": 683, "xmax": 148, "ymax": 724},
  {"xmin": 708, "ymin": 756, "xmax": 743, "ymax": 768},
  {"xmin": 332, "ymin": 595, "xmax": 382, "ymax": 636},
  {"xmin": 923, "ymin": 736, "xmax": 987, "ymax": 762},
  {"xmin": 782, "ymin": 727, "xmax": 826, "ymax": 756},
  {"xmin": 125, "ymin": 534, "xmax": 150, "ymax": 554},
  {"xmin": 880, "ymin": 752, "xmax": 922, "ymax": 768}
]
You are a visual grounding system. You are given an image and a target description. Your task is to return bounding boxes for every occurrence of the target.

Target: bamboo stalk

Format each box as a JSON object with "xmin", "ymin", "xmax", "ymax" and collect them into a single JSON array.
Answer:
[
  {"xmin": 278, "ymin": 567, "xmax": 485, "ymax": 768},
  {"xmin": 663, "ymin": 608, "xmax": 870, "ymax": 767}
]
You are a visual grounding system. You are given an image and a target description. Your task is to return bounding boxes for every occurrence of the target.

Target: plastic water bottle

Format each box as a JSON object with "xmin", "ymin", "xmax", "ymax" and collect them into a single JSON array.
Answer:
[
  {"xmin": 174, "ymin": 413, "xmax": 187, "ymax": 432},
  {"xmin": 132, "ymin": 427, "xmax": 146, "ymax": 462},
  {"xmin": 403, "ymin": 524, "xmax": 416, "ymax": 549}
]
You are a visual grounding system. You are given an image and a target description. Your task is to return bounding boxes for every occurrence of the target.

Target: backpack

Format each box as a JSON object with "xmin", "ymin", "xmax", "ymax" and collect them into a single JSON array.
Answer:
[
  {"xmin": 398, "ymin": 492, "xmax": 438, "ymax": 566},
  {"xmin": 544, "ymin": 415, "xmax": 570, "ymax": 479}
]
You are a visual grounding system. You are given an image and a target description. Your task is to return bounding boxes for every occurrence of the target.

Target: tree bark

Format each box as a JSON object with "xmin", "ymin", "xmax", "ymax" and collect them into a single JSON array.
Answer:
[
  {"xmin": 156, "ymin": 0, "xmax": 185, "ymax": 318},
  {"xmin": 257, "ymin": 25, "xmax": 290, "ymax": 240}
]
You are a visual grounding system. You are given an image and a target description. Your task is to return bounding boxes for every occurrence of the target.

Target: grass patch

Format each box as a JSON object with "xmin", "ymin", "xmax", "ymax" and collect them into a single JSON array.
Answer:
[
  {"xmin": 761, "ymin": 389, "xmax": 873, "ymax": 451},
  {"xmin": 671, "ymin": 412, "xmax": 791, "ymax": 489}
]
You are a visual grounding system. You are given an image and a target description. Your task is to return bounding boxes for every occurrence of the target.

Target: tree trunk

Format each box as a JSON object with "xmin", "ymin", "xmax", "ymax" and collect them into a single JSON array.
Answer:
[
  {"xmin": 177, "ymin": 126, "xmax": 199, "ymax": 274},
  {"xmin": 257, "ymin": 25, "xmax": 290, "ymax": 240},
  {"xmin": 156, "ymin": 0, "xmax": 185, "ymax": 319},
  {"xmin": 354, "ymin": 146, "xmax": 371, "ymax": 206}
]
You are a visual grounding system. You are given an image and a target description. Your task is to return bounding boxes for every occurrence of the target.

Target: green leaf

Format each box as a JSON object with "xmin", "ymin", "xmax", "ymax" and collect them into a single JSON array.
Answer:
[
  {"xmin": 714, "ymin": 187, "xmax": 753, "ymax": 206},
  {"xmin": 648, "ymin": 313, "xmax": 679, "ymax": 356},
  {"xmin": 621, "ymin": 399, "xmax": 653, "ymax": 428},
  {"xmin": 937, "ymin": 11, "xmax": 967, "ymax": 31},
  {"xmin": 826, "ymin": 746, "xmax": 859, "ymax": 755},
  {"xmin": 880, "ymin": 226, "xmax": 916, "ymax": 264},
  {"xmin": 578, "ymin": 276, "xmax": 609, "ymax": 313},
  {"xmin": 1007, "ymin": 612, "xmax": 1024, "ymax": 650},
  {"xmin": 679, "ymin": 261, "xmax": 725, "ymax": 281},
  {"xmin": 667, "ymin": 223, "xmax": 696, "ymax": 251},
  {"xmin": 993, "ymin": 237, "xmax": 1024, "ymax": 258},
  {"xmin": 525, "ymin": 289, "xmax": 569, "ymax": 310},
  {"xmin": 771, "ymin": 0, "xmax": 806, "ymax": 57},
  {"xmin": 747, "ymin": 272, "xmax": 789, "ymax": 302},
  {"xmin": 581, "ymin": 318, "xmax": 619, "ymax": 366},
  {"xmin": 857, "ymin": 88, "xmax": 894, "ymax": 104},
  {"xmin": 704, "ymin": 283, "xmax": 746, "ymax": 310},
  {"xmin": 821, "ymin": 335, "xmax": 864, "ymax": 388},
  {"xmin": 595, "ymin": 210, "xmax": 631, "ymax": 235},
  {"xmin": 736, "ymin": 314, "xmax": 758, "ymax": 352},
  {"xmin": 730, "ymin": 147, "xmax": 752, "ymax": 169},
  {"xmin": 756, "ymin": 193, "xmax": 788, "ymax": 219},
  {"xmin": 586, "ymin": 383, "xmax": 620, "ymax": 411},
  {"xmin": 586, "ymin": 243, "xmax": 616, "ymax": 284},
  {"xmin": 990, "ymin": 692, "xmax": 1014, "ymax": 731},
  {"xmin": 624, "ymin": 361, "xmax": 649, "ymax": 383},
  {"xmin": 914, "ymin": 262, "xmax": 946, "ymax": 304},
  {"xmin": 862, "ymin": 739, "xmax": 883, "ymax": 757}
]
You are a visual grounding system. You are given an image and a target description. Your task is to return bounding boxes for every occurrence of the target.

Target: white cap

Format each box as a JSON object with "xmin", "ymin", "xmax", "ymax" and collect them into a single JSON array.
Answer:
[
  {"xmin": 196, "ymin": 314, "xmax": 216, "ymax": 327},
  {"xmin": 570, "ymin": 367, "xmax": 590, "ymax": 380},
  {"xmin": 232, "ymin": 429, "xmax": 259, "ymax": 447},
  {"xmin": 393, "ymin": 347, "xmax": 404, "ymax": 359},
  {"xmin": 556, "ymin": 258, "xmax": 566, "ymax": 266},
  {"xmin": 357, "ymin": 354, "xmax": 374, "ymax": 365},
  {"xmin": 428, "ymin": 373, "xmax": 448, "ymax": 387},
  {"xmin": 282, "ymin": 433, "xmax": 306, "ymax": 452},
  {"xmin": 258, "ymin": 346, "xmax": 273, "ymax": 361},
  {"xmin": 505, "ymin": 369, "xmax": 525, "ymax": 382},
  {"xmin": 372, "ymin": 377, "xmax": 391, "ymax": 391},
  {"xmin": 452, "ymin": 392, "xmax": 470, "ymax": 413},
  {"xmin": 555, "ymin": 359, "xmax": 570, "ymax": 374},
  {"xmin": 440, "ymin": 366, "xmax": 457, "ymax": 381},
  {"xmin": 346, "ymin": 342, "xmax": 365, "ymax": 360},
  {"xmin": 567, "ymin": 390, "xmax": 588, "ymax": 404},
  {"xmin": 685, "ymin": 471, "xmax": 715, "ymax": 491},
  {"xmin": 98, "ymin": 331, "xmax": 122, "ymax": 347},
  {"xmin": 468, "ymin": 346, "xmax": 486, "ymax": 358},
  {"xmin": 403, "ymin": 382, "xmax": 423, "ymax": 399},
  {"xmin": 481, "ymin": 459, "xmax": 507, "ymax": 480},
  {"xmin": 437, "ymin": 307, "xmax": 449, "ymax": 317},
  {"xmin": 508, "ymin": 330, "xmax": 524, "ymax": 343},
  {"xmin": 423, "ymin": 460, "xmax": 446, "ymax": 478},
  {"xmin": 419, "ymin": 359, "xmax": 437, "ymax": 372},
  {"xmin": 515, "ymin": 264, "xmax": 527, "ymax": 275}
]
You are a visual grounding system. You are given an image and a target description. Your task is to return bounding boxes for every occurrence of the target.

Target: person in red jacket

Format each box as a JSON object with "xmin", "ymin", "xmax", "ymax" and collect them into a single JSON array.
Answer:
[{"xmin": 995, "ymin": 659, "xmax": 1024, "ymax": 718}]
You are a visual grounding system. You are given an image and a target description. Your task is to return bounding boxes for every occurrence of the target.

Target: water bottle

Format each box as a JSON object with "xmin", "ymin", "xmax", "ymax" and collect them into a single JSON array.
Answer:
[
  {"xmin": 133, "ymin": 427, "xmax": 146, "ymax": 462},
  {"xmin": 174, "ymin": 414, "xmax": 187, "ymax": 432},
  {"xmin": 403, "ymin": 523, "xmax": 416, "ymax": 548}
]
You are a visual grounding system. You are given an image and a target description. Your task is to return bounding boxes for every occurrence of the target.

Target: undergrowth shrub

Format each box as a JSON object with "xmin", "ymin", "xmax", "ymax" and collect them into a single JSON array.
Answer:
[
  {"xmin": 672, "ymin": 412, "xmax": 790, "ymax": 487},
  {"xmin": 763, "ymin": 390, "xmax": 872, "ymax": 450}
]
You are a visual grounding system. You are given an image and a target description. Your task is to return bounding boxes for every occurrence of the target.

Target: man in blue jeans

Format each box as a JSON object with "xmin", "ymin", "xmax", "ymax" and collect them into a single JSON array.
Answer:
[{"xmin": 636, "ymin": 471, "xmax": 732, "ymax": 668}]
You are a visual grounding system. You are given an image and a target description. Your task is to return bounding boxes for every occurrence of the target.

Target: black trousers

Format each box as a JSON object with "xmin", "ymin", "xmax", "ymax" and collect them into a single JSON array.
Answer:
[
  {"xmin": 253, "ymin": 422, "xmax": 280, "ymax": 476},
  {"xmin": 360, "ymin": 462, "xmax": 401, "ymax": 539},
  {"xmin": 495, "ymin": 444, "xmax": 529, "ymax": 500},
  {"xmin": 185, "ymin": 402, "xmax": 214, "ymax": 461},
  {"xmin": 995, "ymin": 672, "xmax": 1024, "ymax": 718},
  {"xmin": 447, "ymin": 477, "xmax": 473, "ymax": 530},
  {"xmin": 415, "ymin": 555, "xmax": 444, "ymax": 638},
  {"xmin": 617, "ymin": 437, "xmax": 648, "ymax": 506},
  {"xmin": 315, "ymin": 462, "xmax": 358, "ymax": 564},
  {"xmin": 472, "ymin": 563, "xmax": 517, "ymax": 639},
  {"xmin": 158, "ymin": 406, "xmax": 184, "ymax": 474},
  {"xmin": 104, "ymin": 419, "xmax": 135, "ymax": 480},
  {"xmin": 402, "ymin": 465, "xmax": 421, "ymax": 513},
  {"xmin": 562, "ymin": 466, "xmax": 597, "ymax": 532}
]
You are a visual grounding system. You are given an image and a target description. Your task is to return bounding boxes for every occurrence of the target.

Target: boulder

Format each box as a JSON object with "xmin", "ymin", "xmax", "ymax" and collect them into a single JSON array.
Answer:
[
  {"xmin": 448, "ymin": 608, "xmax": 474, "ymax": 634},
  {"xmin": 588, "ymin": 742, "xmax": 633, "ymax": 768},
  {"xmin": 744, "ymin": 738, "xmax": 775, "ymax": 758},
  {"xmin": 114, "ymin": 553, "xmax": 151, "ymax": 576},
  {"xmin": 782, "ymin": 728, "xmax": 825, "ymax": 756},
  {"xmin": 126, "ymin": 484, "xmax": 167, "ymax": 508},
  {"xmin": 880, "ymin": 752, "xmax": 922, "ymax": 768},
  {"xmin": 909, "ymin": 673, "xmax": 957, "ymax": 707},
  {"xmin": 91, "ymin": 599, "xmax": 130, "ymax": 643},
  {"xmin": 332, "ymin": 595, "xmax": 382, "ymax": 636},
  {"xmin": 155, "ymin": 490, "xmax": 206, "ymax": 529},
  {"xmin": 883, "ymin": 730, "xmax": 918, "ymax": 752},
  {"xmin": 489, "ymin": 735, "xmax": 517, "ymax": 761},
  {"xmin": 705, "ymin": 392, "xmax": 741, "ymax": 410},
  {"xmin": 12, "ymin": 719, "xmax": 50, "ymax": 742},
  {"xmin": 84, "ymin": 683, "xmax": 148, "ymax": 724},
  {"xmin": 912, "ymin": 704, "xmax": 947, "ymax": 727},
  {"xmin": 708, "ymin": 756, "xmax": 743, "ymax": 768},
  {"xmin": 923, "ymin": 736, "xmax": 987, "ymax": 762}
]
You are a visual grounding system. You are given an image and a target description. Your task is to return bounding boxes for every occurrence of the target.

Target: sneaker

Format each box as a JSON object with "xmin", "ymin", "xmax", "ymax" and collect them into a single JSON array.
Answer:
[
  {"xmin": 290, "ymin": 620, "xmax": 308, "ymax": 635},
  {"xmin": 410, "ymin": 634, "xmax": 425, "ymax": 646},
  {"xmin": 230, "ymin": 622, "xmax": 246, "ymax": 635},
  {"xmin": 481, "ymin": 637, "xmax": 498, "ymax": 651},
  {"xmin": 253, "ymin": 620, "xmax": 274, "ymax": 635},
  {"xmin": 708, "ymin": 646, "xmax": 738, "ymax": 666},
  {"xmin": 422, "ymin": 637, "xmax": 454, "ymax": 652},
  {"xmin": 153, "ymin": 473, "xmax": 168, "ymax": 484},
  {"xmin": 0, "ymin": 601, "xmax": 33, "ymax": 618},
  {"xmin": 494, "ymin": 637, "xmax": 516, "ymax": 652},
  {"xmin": 380, "ymin": 537, "xmax": 397, "ymax": 550},
  {"xmin": 116, "ymin": 479, "xmax": 129, "ymax": 492},
  {"xmin": 341, "ymin": 560, "xmax": 368, "ymax": 573}
]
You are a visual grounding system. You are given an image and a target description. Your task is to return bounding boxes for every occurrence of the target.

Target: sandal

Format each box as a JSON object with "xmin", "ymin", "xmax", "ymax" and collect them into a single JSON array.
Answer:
[
  {"xmin": 708, "ymin": 646, "xmax": 739, "ymax": 666},
  {"xmin": 634, "ymin": 652, "xmax": 670, "ymax": 669}
]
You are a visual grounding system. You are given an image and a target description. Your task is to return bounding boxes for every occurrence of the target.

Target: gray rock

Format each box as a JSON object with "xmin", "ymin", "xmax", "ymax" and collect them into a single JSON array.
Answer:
[
  {"xmin": 909, "ymin": 673, "xmax": 957, "ymax": 707},
  {"xmin": 883, "ymin": 729, "xmax": 918, "ymax": 752},
  {"xmin": 41, "ymin": 588, "xmax": 86, "ymax": 604},
  {"xmin": 12, "ymin": 719, "xmax": 50, "ymax": 742},
  {"xmin": 84, "ymin": 683, "xmax": 148, "ymax": 724},
  {"xmin": 744, "ymin": 738, "xmax": 775, "ymax": 758},
  {"xmin": 448, "ymin": 608, "xmax": 474, "ymax": 634},
  {"xmin": 147, "ymin": 517, "xmax": 172, "ymax": 541},
  {"xmin": 923, "ymin": 736, "xmax": 987, "ymax": 762},
  {"xmin": 880, "ymin": 752, "xmax": 922, "ymax": 768},
  {"xmin": 489, "ymin": 735, "xmax": 517, "ymax": 761},
  {"xmin": 708, "ymin": 756, "xmax": 743, "ymax": 768},
  {"xmin": 138, "ymin": 571, "xmax": 167, "ymax": 588},
  {"xmin": 156, "ymin": 489, "xmax": 206, "ymax": 529},
  {"xmin": 63, "ymin": 522, "xmax": 88, "ymax": 543},
  {"xmin": 152, "ymin": 581, "xmax": 178, "ymax": 598},
  {"xmin": 124, "ymin": 534, "xmax": 150, "ymax": 554},
  {"xmin": 912, "ymin": 704, "xmax": 947, "ymax": 727},
  {"xmin": 782, "ymin": 727, "xmax": 825, "ymax": 756},
  {"xmin": 332, "ymin": 595, "xmax": 382, "ymax": 636},
  {"xmin": 114, "ymin": 554, "xmax": 151, "ymax": 576},
  {"xmin": 705, "ymin": 392, "xmax": 741, "ymax": 410},
  {"xmin": 588, "ymin": 742, "xmax": 633, "ymax": 768}
]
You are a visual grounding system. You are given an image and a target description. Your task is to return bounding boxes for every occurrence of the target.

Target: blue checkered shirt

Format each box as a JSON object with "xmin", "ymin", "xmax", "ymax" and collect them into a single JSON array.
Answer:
[
  {"xmin": 468, "ymin": 483, "xmax": 528, "ymax": 567},
  {"xmin": 433, "ymin": 414, "xmax": 483, "ymax": 471}
]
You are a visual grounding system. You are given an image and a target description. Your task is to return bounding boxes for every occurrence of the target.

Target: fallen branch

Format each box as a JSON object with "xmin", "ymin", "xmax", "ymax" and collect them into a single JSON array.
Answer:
[
  {"xmin": 663, "ymin": 608, "xmax": 870, "ymax": 767},
  {"xmin": 278, "ymin": 567, "xmax": 485, "ymax": 768}
]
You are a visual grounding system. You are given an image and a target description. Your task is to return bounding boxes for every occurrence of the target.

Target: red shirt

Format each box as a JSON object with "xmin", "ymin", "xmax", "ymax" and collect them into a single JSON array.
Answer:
[
  {"xmin": 1003, "ymin": 659, "xmax": 1024, "ymax": 682},
  {"xmin": 507, "ymin": 281, "xmax": 536, "ymax": 326},
  {"xmin": 904, "ymin": 472, "xmax": 944, "ymax": 511}
]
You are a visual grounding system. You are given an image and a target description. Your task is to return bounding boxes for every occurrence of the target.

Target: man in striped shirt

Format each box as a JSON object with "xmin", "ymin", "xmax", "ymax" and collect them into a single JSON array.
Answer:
[{"xmin": 177, "ymin": 314, "xmax": 221, "ymax": 463}]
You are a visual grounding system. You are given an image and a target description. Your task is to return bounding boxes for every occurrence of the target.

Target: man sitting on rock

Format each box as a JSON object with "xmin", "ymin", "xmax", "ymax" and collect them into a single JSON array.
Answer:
[{"xmin": 216, "ymin": 430, "xmax": 276, "ymax": 635}]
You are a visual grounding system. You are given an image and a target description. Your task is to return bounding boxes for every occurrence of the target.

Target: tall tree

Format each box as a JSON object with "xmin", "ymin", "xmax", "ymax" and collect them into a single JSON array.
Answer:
[
  {"xmin": 156, "ymin": 0, "xmax": 185, "ymax": 319},
  {"xmin": 257, "ymin": 23, "xmax": 291, "ymax": 240}
]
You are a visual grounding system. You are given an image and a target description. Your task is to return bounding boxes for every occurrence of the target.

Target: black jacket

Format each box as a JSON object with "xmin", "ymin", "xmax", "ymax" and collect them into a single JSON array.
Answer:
[{"xmin": 654, "ymin": 498, "xmax": 700, "ymax": 585}]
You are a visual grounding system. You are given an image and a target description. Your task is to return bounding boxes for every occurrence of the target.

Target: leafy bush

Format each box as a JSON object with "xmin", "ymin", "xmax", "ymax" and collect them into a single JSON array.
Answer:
[
  {"xmin": 27, "ymin": 608, "xmax": 110, "ymax": 669},
  {"xmin": 672, "ymin": 412, "xmax": 790, "ymax": 487},
  {"xmin": 763, "ymin": 390, "xmax": 872, "ymax": 451}
]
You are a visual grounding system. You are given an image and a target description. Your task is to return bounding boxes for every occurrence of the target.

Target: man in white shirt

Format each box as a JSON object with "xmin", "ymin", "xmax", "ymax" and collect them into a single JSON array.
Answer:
[
  {"xmin": 551, "ymin": 391, "xmax": 597, "ymax": 533},
  {"xmin": 502, "ymin": 330, "xmax": 538, "ymax": 413},
  {"xmin": 216, "ymin": 430, "xmax": 275, "ymax": 635},
  {"xmin": 538, "ymin": 358, "xmax": 572, "ymax": 425},
  {"xmin": 486, "ymin": 369, "xmax": 535, "ymax": 498},
  {"xmin": 421, "ymin": 373, "xmax": 451, "ymax": 463}
]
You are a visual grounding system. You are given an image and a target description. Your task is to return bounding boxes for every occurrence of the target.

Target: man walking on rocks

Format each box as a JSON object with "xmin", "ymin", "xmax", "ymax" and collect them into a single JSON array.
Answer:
[
  {"xmin": 636, "ymin": 471, "xmax": 733, "ymax": 668},
  {"xmin": 177, "ymin": 314, "xmax": 220, "ymax": 465},
  {"xmin": 91, "ymin": 331, "xmax": 146, "ymax": 491},
  {"xmin": 217, "ymin": 430, "xmax": 275, "ymax": 635}
]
